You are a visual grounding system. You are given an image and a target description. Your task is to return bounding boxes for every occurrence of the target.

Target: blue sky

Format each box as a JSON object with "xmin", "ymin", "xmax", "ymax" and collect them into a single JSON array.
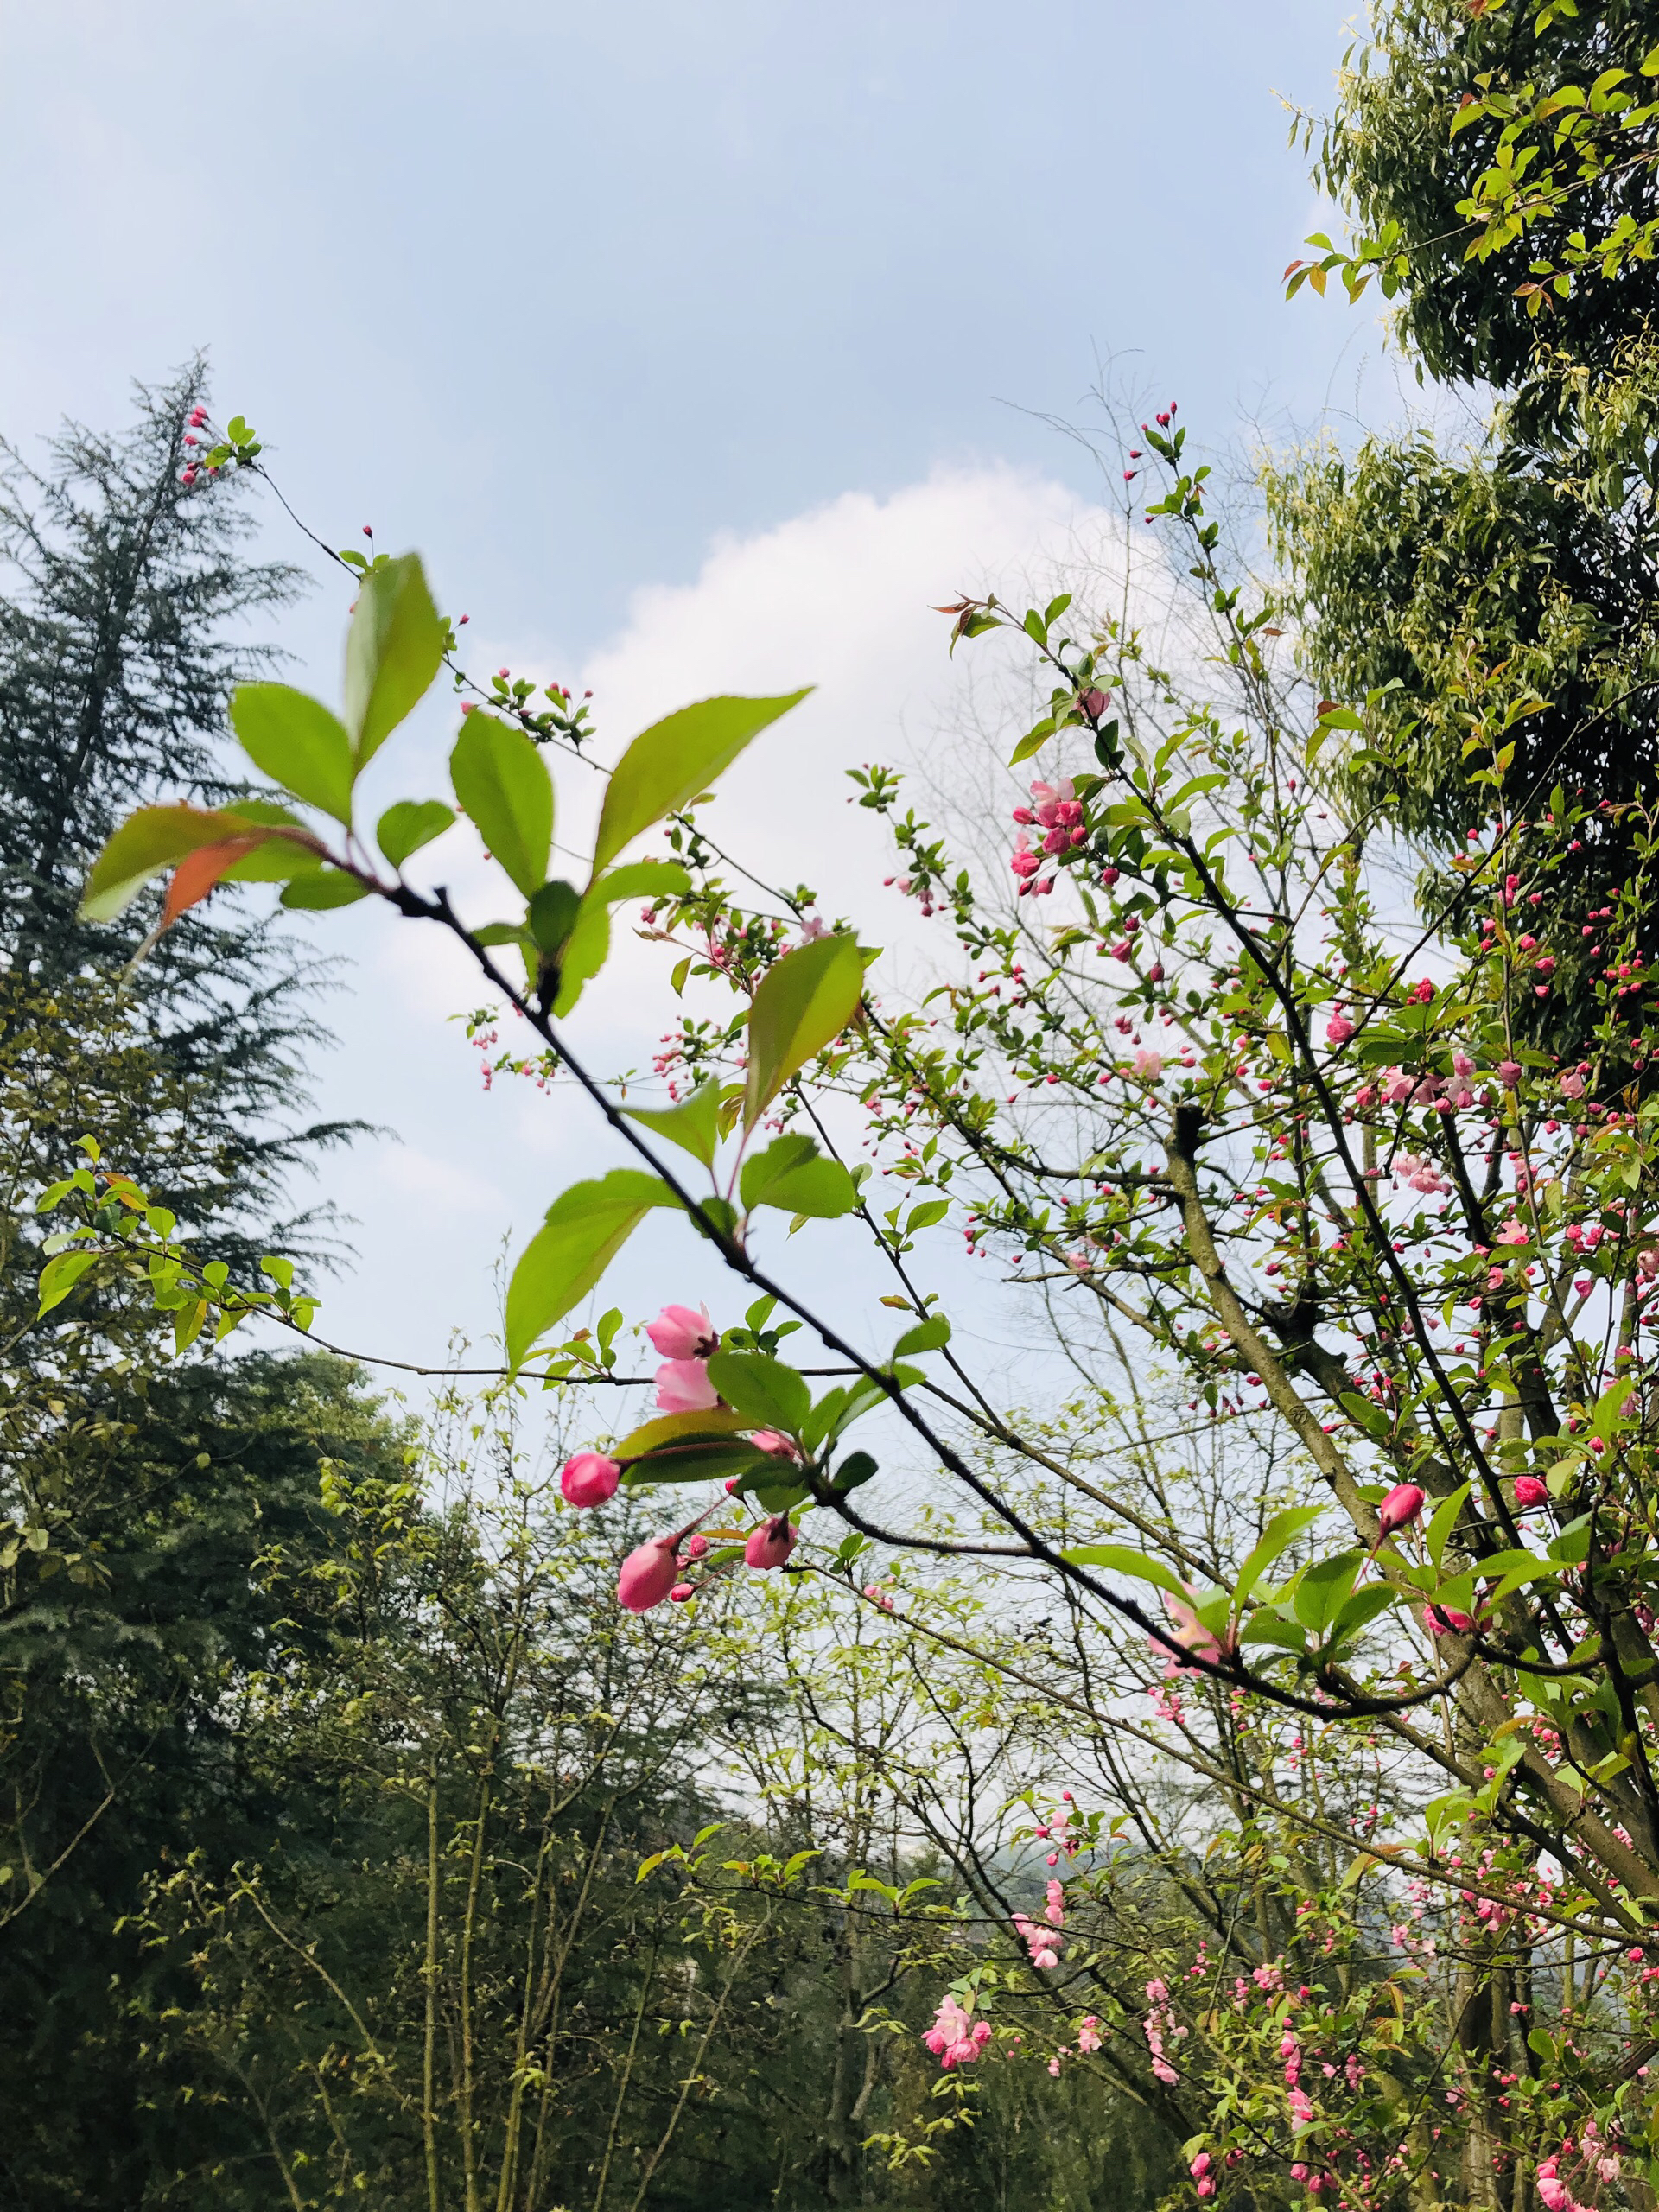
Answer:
[{"xmin": 1, "ymin": 0, "xmax": 1396, "ymax": 1383}]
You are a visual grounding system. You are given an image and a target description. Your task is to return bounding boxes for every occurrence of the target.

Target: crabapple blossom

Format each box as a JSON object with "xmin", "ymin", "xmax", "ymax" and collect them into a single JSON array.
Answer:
[
  {"xmin": 654, "ymin": 1358, "xmax": 719, "ymax": 1413},
  {"xmin": 617, "ymin": 1538, "xmax": 681, "ymax": 1613},
  {"xmin": 561, "ymin": 1452, "xmax": 620, "ymax": 1508},
  {"xmin": 646, "ymin": 1304, "xmax": 719, "ymax": 1359},
  {"xmin": 744, "ymin": 1515, "xmax": 798, "ymax": 1571}
]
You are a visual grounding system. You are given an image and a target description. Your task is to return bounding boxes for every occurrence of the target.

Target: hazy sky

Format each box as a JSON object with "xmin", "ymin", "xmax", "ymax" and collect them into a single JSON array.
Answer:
[{"xmin": 0, "ymin": 2, "xmax": 1398, "ymax": 1384}]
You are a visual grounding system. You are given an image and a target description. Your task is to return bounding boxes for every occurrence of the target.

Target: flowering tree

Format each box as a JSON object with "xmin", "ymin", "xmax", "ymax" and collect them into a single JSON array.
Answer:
[{"xmin": 56, "ymin": 400, "xmax": 1659, "ymax": 2209}]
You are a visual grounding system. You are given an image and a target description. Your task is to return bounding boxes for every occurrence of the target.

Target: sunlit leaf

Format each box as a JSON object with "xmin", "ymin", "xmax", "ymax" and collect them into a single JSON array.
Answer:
[
  {"xmin": 704, "ymin": 1350, "xmax": 811, "ymax": 1433},
  {"xmin": 79, "ymin": 804, "xmax": 276, "ymax": 922},
  {"xmin": 743, "ymin": 933, "xmax": 864, "ymax": 1129},
  {"xmin": 344, "ymin": 552, "xmax": 446, "ymax": 767},
  {"xmin": 624, "ymin": 1078, "xmax": 727, "ymax": 1171},
  {"xmin": 450, "ymin": 714, "xmax": 553, "ymax": 897},
  {"xmin": 505, "ymin": 1169, "xmax": 675, "ymax": 1370},
  {"xmin": 1058, "ymin": 1542, "xmax": 1191, "ymax": 1600},
  {"xmin": 229, "ymin": 683, "xmax": 356, "ymax": 823},
  {"xmin": 378, "ymin": 799, "xmax": 456, "ymax": 869},
  {"xmin": 592, "ymin": 691, "xmax": 810, "ymax": 876}
]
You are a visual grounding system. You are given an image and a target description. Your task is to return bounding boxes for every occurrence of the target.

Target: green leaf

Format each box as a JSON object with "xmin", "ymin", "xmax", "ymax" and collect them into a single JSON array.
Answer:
[
  {"xmin": 906, "ymin": 1198, "xmax": 949, "ymax": 1233},
  {"xmin": 592, "ymin": 691, "xmax": 810, "ymax": 875},
  {"xmin": 740, "ymin": 1135, "xmax": 855, "ymax": 1218},
  {"xmin": 1059, "ymin": 1542, "xmax": 1191, "ymax": 1600},
  {"xmin": 624, "ymin": 1441, "xmax": 774, "ymax": 1487},
  {"xmin": 79, "ymin": 804, "xmax": 273, "ymax": 922},
  {"xmin": 229, "ymin": 684, "xmax": 356, "ymax": 823},
  {"xmin": 1234, "ymin": 1506, "xmax": 1325, "ymax": 1611},
  {"xmin": 505, "ymin": 1170, "xmax": 675, "ymax": 1370},
  {"xmin": 378, "ymin": 799, "xmax": 456, "ymax": 869},
  {"xmin": 343, "ymin": 552, "xmax": 446, "ymax": 767},
  {"xmin": 703, "ymin": 1350, "xmax": 811, "ymax": 1434},
  {"xmin": 623, "ymin": 1079, "xmax": 728, "ymax": 1171},
  {"xmin": 586, "ymin": 860, "xmax": 693, "ymax": 906},
  {"xmin": 37, "ymin": 1249, "xmax": 97, "ymax": 1315},
  {"xmin": 833, "ymin": 1449, "xmax": 878, "ymax": 1491},
  {"xmin": 549, "ymin": 861, "xmax": 696, "ymax": 1016},
  {"xmin": 743, "ymin": 933, "xmax": 864, "ymax": 1129},
  {"xmin": 893, "ymin": 1316, "xmax": 951, "ymax": 1357},
  {"xmin": 1427, "ymin": 1482, "xmax": 1472, "ymax": 1571},
  {"xmin": 280, "ymin": 870, "xmax": 371, "ymax": 909},
  {"xmin": 613, "ymin": 1409, "xmax": 747, "ymax": 1457},
  {"xmin": 1291, "ymin": 1549, "xmax": 1364, "ymax": 1634},
  {"xmin": 1326, "ymin": 1583, "xmax": 1398, "ymax": 1647},
  {"xmin": 527, "ymin": 879, "xmax": 582, "ymax": 957},
  {"xmin": 450, "ymin": 715, "xmax": 553, "ymax": 898}
]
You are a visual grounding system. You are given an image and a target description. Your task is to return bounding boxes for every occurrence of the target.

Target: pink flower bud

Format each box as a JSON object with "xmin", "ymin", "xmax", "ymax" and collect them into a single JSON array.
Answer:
[
  {"xmin": 561, "ymin": 1452, "xmax": 621, "ymax": 1507},
  {"xmin": 745, "ymin": 1515, "xmax": 798, "ymax": 1571},
  {"xmin": 1376, "ymin": 1483, "xmax": 1425, "ymax": 1541},
  {"xmin": 1513, "ymin": 1476, "xmax": 1548, "ymax": 1509},
  {"xmin": 654, "ymin": 1358, "xmax": 719, "ymax": 1413},
  {"xmin": 669, "ymin": 1581, "xmax": 696, "ymax": 1602},
  {"xmin": 617, "ymin": 1539, "xmax": 679, "ymax": 1612},
  {"xmin": 646, "ymin": 1303, "xmax": 718, "ymax": 1359},
  {"xmin": 1325, "ymin": 1012, "xmax": 1355, "ymax": 1046},
  {"xmin": 750, "ymin": 1428, "xmax": 802, "ymax": 1459}
]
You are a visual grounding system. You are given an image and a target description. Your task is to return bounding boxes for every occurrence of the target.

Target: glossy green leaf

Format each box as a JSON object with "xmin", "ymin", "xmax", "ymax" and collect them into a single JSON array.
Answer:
[
  {"xmin": 1059, "ymin": 1542, "xmax": 1191, "ymax": 1600},
  {"xmin": 280, "ymin": 871, "xmax": 372, "ymax": 910},
  {"xmin": 743, "ymin": 932, "xmax": 864, "ymax": 1129},
  {"xmin": 704, "ymin": 1350, "xmax": 811, "ymax": 1434},
  {"xmin": 450, "ymin": 715, "xmax": 553, "ymax": 898},
  {"xmin": 1326, "ymin": 1583, "xmax": 1398, "ymax": 1643},
  {"xmin": 623, "ymin": 1441, "xmax": 775, "ymax": 1487},
  {"xmin": 833, "ymin": 1449, "xmax": 878, "ymax": 1491},
  {"xmin": 1427, "ymin": 1482, "xmax": 1472, "ymax": 1570},
  {"xmin": 229, "ymin": 683, "xmax": 355, "ymax": 823},
  {"xmin": 740, "ymin": 1134, "xmax": 854, "ymax": 1216},
  {"xmin": 893, "ymin": 1315, "xmax": 950, "ymax": 1357},
  {"xmin": 79, "ymin": 804, "xmax": 271, "ymax": 922},
  {"xmin": 343, "ymin": 552, "xmax": 446, "ymax": 766},
  {"xmin": 378, "ymin": 799, "xmax": 456, "ymax": 869},
  {"xmin": 550, "ymin": 861, "xmax": 695, "ymax": 1017},
  {"xmin": 613, "ymin": 1408, "xmax": 747, "ymax": 1458},
  {"xmin": 1233, "ymin": 1505, "xmax": 1325, "ymax": 1612},
  {"xmin": 527, "ymin": 880, "xmax": 582, "ymax": 957},
  {"xmin": 592, "ymin": 690, "xmax": 810, "ymax": 875},
  {"xmin": 505, "ymin": 1169, "xmax": 674, "ymax": 1370},
  {"xmin": 623, "ymin": 1078, "xmax": 726, "ymax": 1171},
  {"xmin": 1291, "ymin": 1548, "xmax": 1364, "ymax": 1634},
  {"xmin": 37, "ymin": 1248, "xmax": 97, "ymax": 1315}
]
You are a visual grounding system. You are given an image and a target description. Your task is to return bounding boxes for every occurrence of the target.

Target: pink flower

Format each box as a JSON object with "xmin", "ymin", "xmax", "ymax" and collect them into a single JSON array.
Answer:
[
  {"xmin": 1134, "ymin": 1047, "xmax": 1163, "ymax": 1080},
  {"xmin": 1381, "ymin": 1068, "xmax": 1414, "ymax": 1106},
  {"xmin": 647, "ymin": 1303, "xmax": 718, "ymax": 1358},
  {"xmin": 655, "ymin": 1358, "xmax": 719, "ymax": 1413},
  {"xmin": 1514, "ymin": 1475, "xmax": 1548, "ymax": 1510},
  {"xmin": 1497, "ymin": 1059, "xmax": 1522, "ymax": 1088},
  {"xmin": 617, "ymin": 1538, "xmax": 680, "ymax": 1613},
  {"xmin": 1452, "ymin": 1051, "xmax": 1476, "ymax": 1077},
  {"xmin": 750, "ymin": 1428, "xmax": 802, "ymax": 1459},
  {"xmin": 744, "ymin": 1515, "xmax": 798, "ymax": 1571},
  {"xmin": 561, "ymin": 1452, "xmax": 621, "ymax": 1508},
  {"xmin": 1078, "ymin": 2015, "xmax": 1103, "ymax": 2052},
  {"xmin": 1078, "ymin": 688, "xmax": 1109, "ymax": 718},
  {"xmin": 1325, "ymin": 1011, "xmax": 1355, "ymax": 1046},
  {"xmin": 1010, "ymin": 836, "xmax": 1041, "ymax": 881},
  {"xmin": 1496, "ymin": 1217, "xmax": 1529, "ymax": 1246},
  {"xmin": 862, "ymin": 1582, "xmax": 896, "ymax": 1611},
  {"xmin": 1376, "ymin": 1483, "xmax": 1425, "ymax": 1541},
  {"xmin": 1162, "ymin": 1587, "xmax": 1224, "ymax": 1669},
  {"xmin": 1560, "ymin": 1067, "xmax": 1586, "ymax": 1099}
]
